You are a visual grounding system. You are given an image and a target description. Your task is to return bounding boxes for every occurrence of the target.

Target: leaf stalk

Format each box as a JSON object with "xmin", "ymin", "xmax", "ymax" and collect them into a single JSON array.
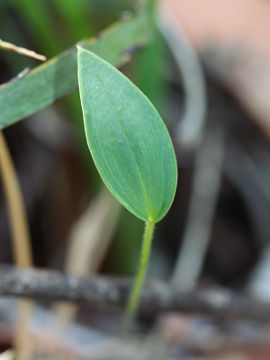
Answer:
[{"xmin": 126, "ymin": 219, "xmax": 155, "ymax": 318}]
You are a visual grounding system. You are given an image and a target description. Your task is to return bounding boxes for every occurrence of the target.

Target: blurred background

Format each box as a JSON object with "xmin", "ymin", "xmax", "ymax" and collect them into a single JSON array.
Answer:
[{"xmin": 1, "ymin": 0, "xmax": 270, "ymax": 359}]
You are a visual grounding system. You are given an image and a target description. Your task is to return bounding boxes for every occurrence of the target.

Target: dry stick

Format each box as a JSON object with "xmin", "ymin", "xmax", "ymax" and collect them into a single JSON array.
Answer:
[
  {"xmin": 0, "ymin": 131, "xmax": 33, "ymax": 360},
  {"xmin": 0, "ymin": 265, "xmax": 270, "ymax": 323},
  {"xmin": 0, "ymin": 133, "xmax": 32, "ymax": 266},
  {"xmin": 0, "ymin": 39, "xmax": 46, "ymax": 62},
  {"xmin": 55, "ymin": 188, "xmax": 121, "ymax": 330}
]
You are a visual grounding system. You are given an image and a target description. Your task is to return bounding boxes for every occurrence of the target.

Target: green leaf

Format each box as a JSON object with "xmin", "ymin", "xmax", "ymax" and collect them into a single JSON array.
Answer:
[
  {"xmin": 0, "ymin": 13, "xmax": 152, "ymax": 129},
  {"xmin": 77, "ymin": 47, "xmax": 177, "ymax": 222}
]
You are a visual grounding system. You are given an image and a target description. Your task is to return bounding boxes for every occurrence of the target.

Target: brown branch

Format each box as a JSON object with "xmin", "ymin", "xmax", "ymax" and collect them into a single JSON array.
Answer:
[{"xmin": 0, "ymin": 265, "xmax": 269, "ymax": 322}]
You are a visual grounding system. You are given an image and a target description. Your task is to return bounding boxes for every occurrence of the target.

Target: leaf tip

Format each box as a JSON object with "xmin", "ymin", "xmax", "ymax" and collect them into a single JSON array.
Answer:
[
  {"xmin": 76, "ymin": 44, "xmax": 83, "ymax": 52},
  {"xmin": 76, "ymin": 45, "xmax": 88, "ymax": 57}
]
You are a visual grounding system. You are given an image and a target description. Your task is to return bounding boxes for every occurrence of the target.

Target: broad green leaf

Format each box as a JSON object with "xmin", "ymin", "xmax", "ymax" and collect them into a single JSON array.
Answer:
[{"xmin": 78, "ymin": 47, "xmax": 177, "ymax": 222}]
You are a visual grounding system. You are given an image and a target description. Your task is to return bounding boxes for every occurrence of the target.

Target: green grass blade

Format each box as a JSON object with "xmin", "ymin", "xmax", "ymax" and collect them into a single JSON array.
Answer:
[
  {"xmin": 0, "ymin": 14, "xmax": 152, "ymax": 129},
  {"xmin": 78, "ymin": 47, "xmax": 177, "ymax": 222}
]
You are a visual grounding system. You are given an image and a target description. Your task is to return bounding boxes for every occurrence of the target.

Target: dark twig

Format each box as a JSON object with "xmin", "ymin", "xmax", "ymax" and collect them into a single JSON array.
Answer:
[{"xmin": 0, "ymin": 265, "xmax": 269, "ymax": 322}]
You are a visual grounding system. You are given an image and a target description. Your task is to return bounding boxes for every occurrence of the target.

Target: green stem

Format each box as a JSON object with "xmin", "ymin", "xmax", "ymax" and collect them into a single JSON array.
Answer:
[{"xmin": 126, "ymin": 219, "xmax": 155, "ymax": 318}]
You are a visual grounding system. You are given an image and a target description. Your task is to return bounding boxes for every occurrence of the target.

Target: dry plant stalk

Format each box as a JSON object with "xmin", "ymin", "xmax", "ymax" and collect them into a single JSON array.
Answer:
[
  {"xmin": 0, "ymin": 39, "xmax": 46, "ymax": 61},
  {"xmin": 0, "ymin": 131, "xmax": 33, "ymax": 360},
  {"xmin": 55, "ymin": 188, "xmax": 121, "ymax": 330}
]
